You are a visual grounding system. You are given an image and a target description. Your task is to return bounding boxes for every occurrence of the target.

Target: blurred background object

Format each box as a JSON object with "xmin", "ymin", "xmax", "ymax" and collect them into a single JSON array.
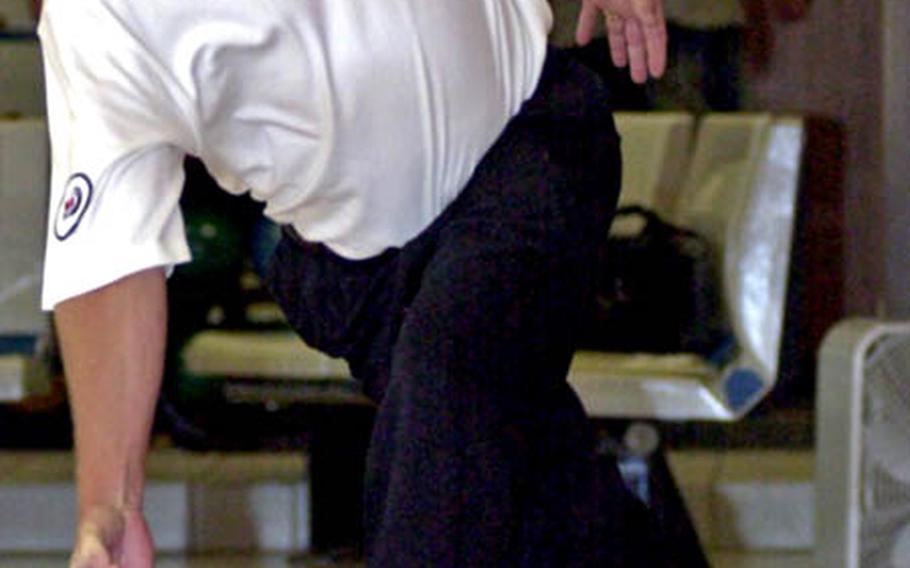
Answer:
[
  {"xmin": 816, "ymin": 319, "xmax": 910, "ymax": 568},
  {"xmin": 0, "ymin": 6, "xmax": 65, "ymax": 466}
]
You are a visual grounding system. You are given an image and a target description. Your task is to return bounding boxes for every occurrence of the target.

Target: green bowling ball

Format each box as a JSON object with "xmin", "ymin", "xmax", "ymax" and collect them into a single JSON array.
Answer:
[{"xmin": 178, "ymin": 211, "xmax": 246, "ymax": 281}]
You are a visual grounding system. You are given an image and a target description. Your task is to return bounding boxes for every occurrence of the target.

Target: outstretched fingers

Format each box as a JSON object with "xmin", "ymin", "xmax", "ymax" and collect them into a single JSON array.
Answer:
[
  {"xmin": 576, "ymin": 0, "xmax": 668, "ymax": 83},
  {"xmin": 575, "ymin": 0, "xmax": 601, "ymax": 46},
  {"xmin": 624, "ymin": 18, "xmax": 649, "ymax": 83},
  {"xmin": 605, "ymin": 11, "xmax": 629, "ymax": 68},
  {"xmin": 632, "ymin": 0, "xmax": 668, "ymax": 78}
]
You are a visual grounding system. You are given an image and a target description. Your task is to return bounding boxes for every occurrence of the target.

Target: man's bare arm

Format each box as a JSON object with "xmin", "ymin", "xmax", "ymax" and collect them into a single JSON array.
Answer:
[
  {"xmin": 55, "ymin": 268, "xmax": 166, "ymax": 567},
  {"xmin": 56, "ymin": 267, "xmax": 166, "ymax": 514}
]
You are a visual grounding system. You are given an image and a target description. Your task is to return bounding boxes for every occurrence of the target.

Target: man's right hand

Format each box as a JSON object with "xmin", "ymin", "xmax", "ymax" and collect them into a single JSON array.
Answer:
[{"xmin": 70, "ymin": 506, "xmax": 154, "ymax": 568}]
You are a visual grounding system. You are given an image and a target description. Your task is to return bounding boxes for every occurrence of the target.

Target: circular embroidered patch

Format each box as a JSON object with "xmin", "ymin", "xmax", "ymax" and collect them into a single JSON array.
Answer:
[{"xmin": 54, "ymin": 173, "xmax": 94, "ymax": 241}]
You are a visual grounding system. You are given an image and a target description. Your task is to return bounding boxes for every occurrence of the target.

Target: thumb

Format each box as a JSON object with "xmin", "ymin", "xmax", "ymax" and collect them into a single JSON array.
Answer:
[
  {"xmin": 71, "ymin": 507, "xmax": 126, "ymax": 568},
  {"xmin": 70, "ymin": 533, "xmax": 115, "ymax": 568}
]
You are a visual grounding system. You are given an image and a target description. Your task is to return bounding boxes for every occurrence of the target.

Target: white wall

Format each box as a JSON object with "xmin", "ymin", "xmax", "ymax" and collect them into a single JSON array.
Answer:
[
  {"xmin": 0, "ymin": 118, "xmax": 48, "ymax": 335},
  {"xmin": 0, "ymin": 0, "xmax": 32, "ymax": 30},
  {"xmin": 0, "ymin": 39, "xmax": 45, "ymax": 116},
  {"xmin": 0, "ymin": 0, "xmax": 44, "ymax": 116}
]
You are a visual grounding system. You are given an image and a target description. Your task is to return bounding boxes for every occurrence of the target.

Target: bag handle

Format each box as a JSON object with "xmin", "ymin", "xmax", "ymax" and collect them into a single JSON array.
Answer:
[
  {"xmin": 611, "ymin": 205, "xmax": 672, "ymax": 237},
  {"xmin": 612, "ymin": 205, "xmax": 701, "ymax": 240}
]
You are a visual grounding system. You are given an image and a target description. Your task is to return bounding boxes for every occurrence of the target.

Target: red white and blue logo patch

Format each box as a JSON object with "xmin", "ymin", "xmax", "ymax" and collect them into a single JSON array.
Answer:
[{"xmin": 54, "ymin": 173, "xmax": 94, "ymax": 241}]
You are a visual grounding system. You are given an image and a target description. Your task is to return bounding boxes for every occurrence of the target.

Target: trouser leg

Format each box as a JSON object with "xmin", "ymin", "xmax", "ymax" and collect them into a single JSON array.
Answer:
[
  {"xmin": 267, "ymin": 52, "xmax": 660, "ymax": 567},
  {"xmin": 363, "ymin": 54, "xmax": 627, "ymax": 567},
  {"xmin": 364, "ymin": 212, "xmax": 600, "ymax": 566}
]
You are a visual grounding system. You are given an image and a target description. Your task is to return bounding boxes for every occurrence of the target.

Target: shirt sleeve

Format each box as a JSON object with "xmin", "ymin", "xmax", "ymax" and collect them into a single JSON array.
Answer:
[{"xmin": 38, "ymin": 1, "xmax": 197, "ymax": 310}]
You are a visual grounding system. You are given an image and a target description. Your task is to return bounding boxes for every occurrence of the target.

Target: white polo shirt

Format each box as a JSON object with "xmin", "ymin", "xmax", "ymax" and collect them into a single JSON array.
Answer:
[{"xmin": 38, "ymin": 0, "xmax": 552, "ymax": 309}]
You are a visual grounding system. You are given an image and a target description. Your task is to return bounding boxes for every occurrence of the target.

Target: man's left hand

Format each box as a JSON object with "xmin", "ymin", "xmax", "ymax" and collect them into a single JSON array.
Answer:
[{"xmin": 575, "ymin": 0, "xmax": 667, "ymax": 84}]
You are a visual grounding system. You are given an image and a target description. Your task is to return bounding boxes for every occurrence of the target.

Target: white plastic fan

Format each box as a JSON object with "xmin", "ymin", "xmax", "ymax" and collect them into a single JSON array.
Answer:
[{"xmin": 816, "ymin": 319, "xmax": 910, "ymax": 567}]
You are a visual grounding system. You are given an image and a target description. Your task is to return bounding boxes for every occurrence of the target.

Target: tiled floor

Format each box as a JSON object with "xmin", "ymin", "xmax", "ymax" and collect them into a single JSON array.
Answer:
[
  {"xmin": 1, "ymin": 556, "xmax": 313, "ymax": 568},
  {"xmin": 0, "ymin": 450, "xmax": 817, "ymax": 567},
  {"xmin": 709, "ymin": 551, "xmax": 811, "ymax": 567},
  {"xmin": 0, "ymin": 552, "xmax": 811, "ymax": 567}
]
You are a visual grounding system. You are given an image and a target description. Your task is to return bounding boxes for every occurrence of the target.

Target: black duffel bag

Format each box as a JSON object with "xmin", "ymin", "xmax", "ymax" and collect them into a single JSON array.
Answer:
[{"xmin": 578, "ymin": 206, "xmax": 729, "ymax": 355}]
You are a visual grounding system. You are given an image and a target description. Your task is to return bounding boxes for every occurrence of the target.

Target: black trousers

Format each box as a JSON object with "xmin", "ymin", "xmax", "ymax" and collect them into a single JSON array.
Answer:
[{"xmin": 267, "ymin": 51, "xmax": 663, "ymax": 567}]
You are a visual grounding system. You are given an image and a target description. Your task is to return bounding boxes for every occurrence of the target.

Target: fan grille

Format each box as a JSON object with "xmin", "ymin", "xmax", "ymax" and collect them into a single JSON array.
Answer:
[{"xmin": 861, "ymin": 332, "xmax": 910, "ymax": 566}]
